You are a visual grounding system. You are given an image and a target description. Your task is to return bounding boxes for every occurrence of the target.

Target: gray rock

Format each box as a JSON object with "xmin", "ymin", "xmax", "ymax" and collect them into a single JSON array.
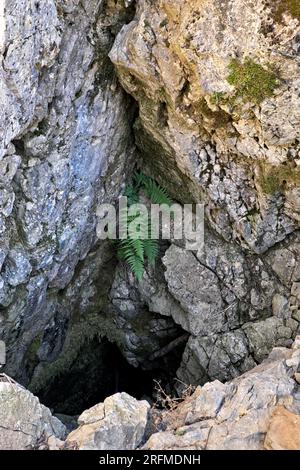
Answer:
[
  {"xmin": 4, "ymin": 246, "xmax": 32, "ymax": 287},
  {"xmin": 0, "ymin": 376, "xmax": 66, "ymax": 450},
  {"xmin": 66, "ymin": 393, "xmax": 150, "ymax": 450},
  {"xmin": 110, "ymin": 0, "xmax": 300, "ymax": 252},
  {"xmin": 163, "ymin": 245, "xmax": 225, "ymax": 336},
  {"xmin": 1, "ymin": 0, "xmax": 300, "ymax": 423},
  {"xmin": 0, "ymin": 0, "xmax": 136, "ymax": 389},
  {"xmin": 144, "ymin": 338, "xmax": 300, "ymax": 450}
]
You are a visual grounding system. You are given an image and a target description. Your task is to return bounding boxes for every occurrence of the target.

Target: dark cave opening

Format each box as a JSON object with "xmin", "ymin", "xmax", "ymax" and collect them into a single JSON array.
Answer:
[{"xmin": 37, "ymin": 334, "xmax": 188, "ymax": 417}]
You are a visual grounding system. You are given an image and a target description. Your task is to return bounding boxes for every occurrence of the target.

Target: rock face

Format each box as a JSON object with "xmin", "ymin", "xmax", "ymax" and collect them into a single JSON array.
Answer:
[
  {"xmin": 144, "ymin": 338, "xmax": 300, "ymax": 450},
  {"xmin": 110, "ymin": 0, "xmax": 300, "ymax": 250},
  {"xmin": 1, "ymin": 0, "xmax": 300, "ymax": 417},
  {"xmin": 264, "ymin": 406, "xmax": 300, "ymax": 450},
  {"xmin": 0, "ymin": 375, "xmax": 66, "ymax": 450},
  {"xmin": 109, "ymin": 0, "xmax": 300, "ymax": 384},
  {"xmin": 2, "ymin": 340, "xmax": 300, "ymax": 451},
  {"xmin": 0, "ymin": 0, "xmax": 190, "ymax": 406},
  {"xmin": 66, "ymin": 393, "xmax": 150, "ymax": 450},
  {"xmin": 0, "ymin": 0, "xmax": 138, "ymax": 395}
]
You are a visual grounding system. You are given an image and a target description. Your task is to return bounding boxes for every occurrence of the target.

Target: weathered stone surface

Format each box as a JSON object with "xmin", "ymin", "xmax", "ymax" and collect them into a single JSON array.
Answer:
[
  {"xmin": 1, "ymin": 0, "xmax": 300, "ymax": 428},
  {"xmin": 0, "ymin": 0, "xmax": 137, "ymax": 392},
  {"xmin": 2, "ymin": 340, "xmax": 300, "ymax": 451},
  {"xmin": 160, "ymin": 231, "xmax": 298, "ymax": 385},
  {"xmin": 144, "ymin": 338, "xmax": 300, "ymax": 450},
  {"xmin": 110, "ymin": 0, "xmax": 300, "ymax": 253},
  {"xmin": 0, "ymin": 376, "xmax": 66, "ymax": 450},
  {"xmin": 66, "ymin": 393, "xmax": 150, "ymax": 450},
  {"xmin": 163, "ymin": 245, "xmax": 224, "ymax": 336},
  {"xmin": 264, "ymin": 406, "xmax": 300, "ymax": 450},
  {"xmin": 109, "ymin": 1, "xmax": 300, "ymax": 389},
  {"xmin": 107, "ymin": 227, "xmax": 300, "ymax": 386}
]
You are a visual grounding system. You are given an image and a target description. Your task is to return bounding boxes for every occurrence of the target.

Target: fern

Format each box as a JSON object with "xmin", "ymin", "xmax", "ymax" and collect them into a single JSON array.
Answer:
[
  {"xmin": 133, "ymin": 171, "xmax": 148, "ymax": 189},
  {"xmin": 143, "ymin": 238, "xmax": 159, "ymax": 266},
  {"xmin": 124, "ymin": 185, "xmax": 139, "ymax": 205},
  {"xmin": 118, "ymin": 238, "xmax": 145, "ymax": 281},
  {"xmin": 116, "ymin": 171, "xmax": 172, "ymax": 280},
  {"xmin": 143, "ymin": 178, "xmax": 173, "ymax": 206}
]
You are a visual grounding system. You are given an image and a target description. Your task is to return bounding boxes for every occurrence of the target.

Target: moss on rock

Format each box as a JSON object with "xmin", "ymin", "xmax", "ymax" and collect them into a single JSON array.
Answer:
[
  {"xmin": 274, "ymin": 0, "xmax": 300, "ymax": 22},
  {"xmin": 24, "ymin": 334, "xmax": 42, "ymax": 378},
  {"xmin": 227, "ymin": 58, "xmax": 279, "ymax": 104},
  {"xmin": 258, "ymin": 164, "xmax": 300, "ymax": 194}
]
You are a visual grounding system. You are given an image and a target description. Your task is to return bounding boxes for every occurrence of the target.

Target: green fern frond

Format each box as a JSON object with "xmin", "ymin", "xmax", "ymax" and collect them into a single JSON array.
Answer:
[
  {"xmin": 116, "ymin": 171, "xmax": 172, "ymax": 280},
  {"xmin": 133, "ymin": 171, "xmax": 148, "ymax": 189},
  {"xmin": 143, "ymin": 178, "xmax": 173, "ymax": 206},
  {"xmin": 119, "ymin": 238, "xmax": 144, "ymax": 259},
  {"xmin": 143, "ymin": 238, "xmax": 159, "ymax": 266},
  {"xmin": 118, "ymin": 249, "xmax": 144, "ymax": 280},
  {"xmin": 132, "ymin": 238, "xmax": 145, "ymax": 261},
  {"xmin": 128, "ymin": 256, "xmax": 144, "ymax": 280},
  {"xmin": 118, "ymin": 238, "xmax": 145, "ymax": 280},
  {"xmin": 124, "ymin": 185, "xmax": 139, "ymax": 205},
  {"xmin": 127, "ymin": 213, "xmax": 149, "ymax": 240}
]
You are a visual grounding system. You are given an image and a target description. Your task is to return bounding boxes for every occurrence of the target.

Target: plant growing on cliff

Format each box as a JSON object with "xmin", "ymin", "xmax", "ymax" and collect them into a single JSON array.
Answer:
[
  {"xmin": 273, "ymin": 0, "xmax": 300, "ymax": 22},
  {"xmin": 227, "ymin": 58, "xmax": 279, "ymax": 104},
  {"xmin": 116, "ymin": 172, "xmax": 172, "ymax": 281},
  {"xmin": 210, "ymin": 91, "xmax": 227, "ymax": 106},
  {"xmin": 258, "ymin": 164, "xmax": 300, "ymax": 194}
]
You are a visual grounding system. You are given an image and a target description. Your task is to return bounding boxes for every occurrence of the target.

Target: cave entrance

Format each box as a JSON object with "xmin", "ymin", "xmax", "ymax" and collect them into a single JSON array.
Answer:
[{"xmin": 37, "ymin": 334, "xmax": 188, "ymax": 416}]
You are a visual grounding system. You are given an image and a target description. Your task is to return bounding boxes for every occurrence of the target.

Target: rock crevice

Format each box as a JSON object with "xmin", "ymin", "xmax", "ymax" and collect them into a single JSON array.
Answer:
[{"xmin": 1, "ymin": 0, "xmax": 300, "ymax": 425}]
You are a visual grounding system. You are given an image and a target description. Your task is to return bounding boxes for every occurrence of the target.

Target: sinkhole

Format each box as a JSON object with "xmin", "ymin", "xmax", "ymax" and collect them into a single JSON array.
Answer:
[{"xmin": 35, "ymin": 331, "xmax": 189, "ymax": 416}]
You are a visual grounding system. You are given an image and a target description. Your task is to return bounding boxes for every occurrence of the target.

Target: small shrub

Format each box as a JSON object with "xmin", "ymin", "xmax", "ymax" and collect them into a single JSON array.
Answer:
[
  {"xmin": 227, "ymin": 58, "xmax": 279, "ymax": 104},
  {"xmin": 152, "ymin": 379, "xmax": 196, "ymax": 431}
]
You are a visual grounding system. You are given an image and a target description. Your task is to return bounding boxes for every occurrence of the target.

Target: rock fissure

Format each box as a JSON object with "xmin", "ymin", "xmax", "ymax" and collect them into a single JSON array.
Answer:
[{"xmin": 1, "ymin": 0, "xmax": 300, "ymax": 449}]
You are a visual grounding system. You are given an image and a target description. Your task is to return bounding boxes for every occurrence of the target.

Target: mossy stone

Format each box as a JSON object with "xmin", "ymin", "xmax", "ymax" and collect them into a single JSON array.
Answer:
[
  {"xmin": 274, "ymin": 0, "xmax": 300, "ymax": 22},
  {"xmin": 227, "ymin": 58, "xmax": 279, "ymax": 104},
  {"xmin": 258, "ymin": 164, "xmax": 300, "ymax": 194}
]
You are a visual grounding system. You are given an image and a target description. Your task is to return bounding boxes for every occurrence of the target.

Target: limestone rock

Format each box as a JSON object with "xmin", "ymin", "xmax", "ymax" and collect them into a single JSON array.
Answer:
[
  {"xmin": 0, "ymin": 376, "xmax": 66, "ymax": 450},
  {"xmin": 2, "ymin": 340, "xmax": 300, "ymax": 451},
  {"xmin": 66, "ymin": 393, "xmax": 150, "ymax": 450},
  {"xmin": 1, "ymin": 0, "xmax": 300, "ymax": 429},
  {"xmin": 160, "ymin": 232, "xmax": 298, "ymax": 385},
  {"xmin": 0, "ymin": 0, "xmax": 136, "ymax": 395},
  {"xmin": 110, "ymin": 0, "xmax": 300, "ymax": 252},
  {"xmin": 163, "ymin": 245, "xmax": 224, "ymax": 336},
  {"xmin": 144, "ymin": 338, "xmax": 300, "ymax": 450},
  {"xmin": 264, "ymin": 406, "xmax": 300, "ymax": 450}
]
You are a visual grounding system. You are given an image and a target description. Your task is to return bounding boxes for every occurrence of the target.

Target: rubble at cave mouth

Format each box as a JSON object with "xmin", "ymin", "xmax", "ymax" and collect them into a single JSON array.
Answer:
[{"xmin": 35, "ymin": 333, "xmax": 188, "ymax": 416}]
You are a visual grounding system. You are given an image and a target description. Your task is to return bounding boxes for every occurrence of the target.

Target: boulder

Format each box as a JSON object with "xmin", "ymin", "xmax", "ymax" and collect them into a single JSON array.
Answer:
[
  {"xmin": 66, "ymin": 393, "xmax": 150, "ymax": 450},
  {"xmin": 0, "ymin": 375, "xmax": 66, "ymax": 450},
  {"xmin": 264, "ymin": 406, "xmax": 300, "ymax": 450},
  {"xmin": 144, "ymin": 337, "xmax": 300, "ymax": 450}
]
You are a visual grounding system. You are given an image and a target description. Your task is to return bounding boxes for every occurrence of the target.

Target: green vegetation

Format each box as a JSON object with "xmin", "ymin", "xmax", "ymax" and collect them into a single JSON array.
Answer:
[
  {"xmin": 274, "ymin": 0, "xmax": 300, "ymax": 22},
  {"xmin": 258, "ymin": 164, "xmax": 300, "ymax": 194},
  {"xmin": 117, "ymin": 172, "xmax": 172, "ymax": 281},
  {"xmin": 210, "ymin": 91, "xmax": 227, "ymax": 106},
  {"xmin": 227, "ymin": 58, "xmax": 279, "ymax": 104}
]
